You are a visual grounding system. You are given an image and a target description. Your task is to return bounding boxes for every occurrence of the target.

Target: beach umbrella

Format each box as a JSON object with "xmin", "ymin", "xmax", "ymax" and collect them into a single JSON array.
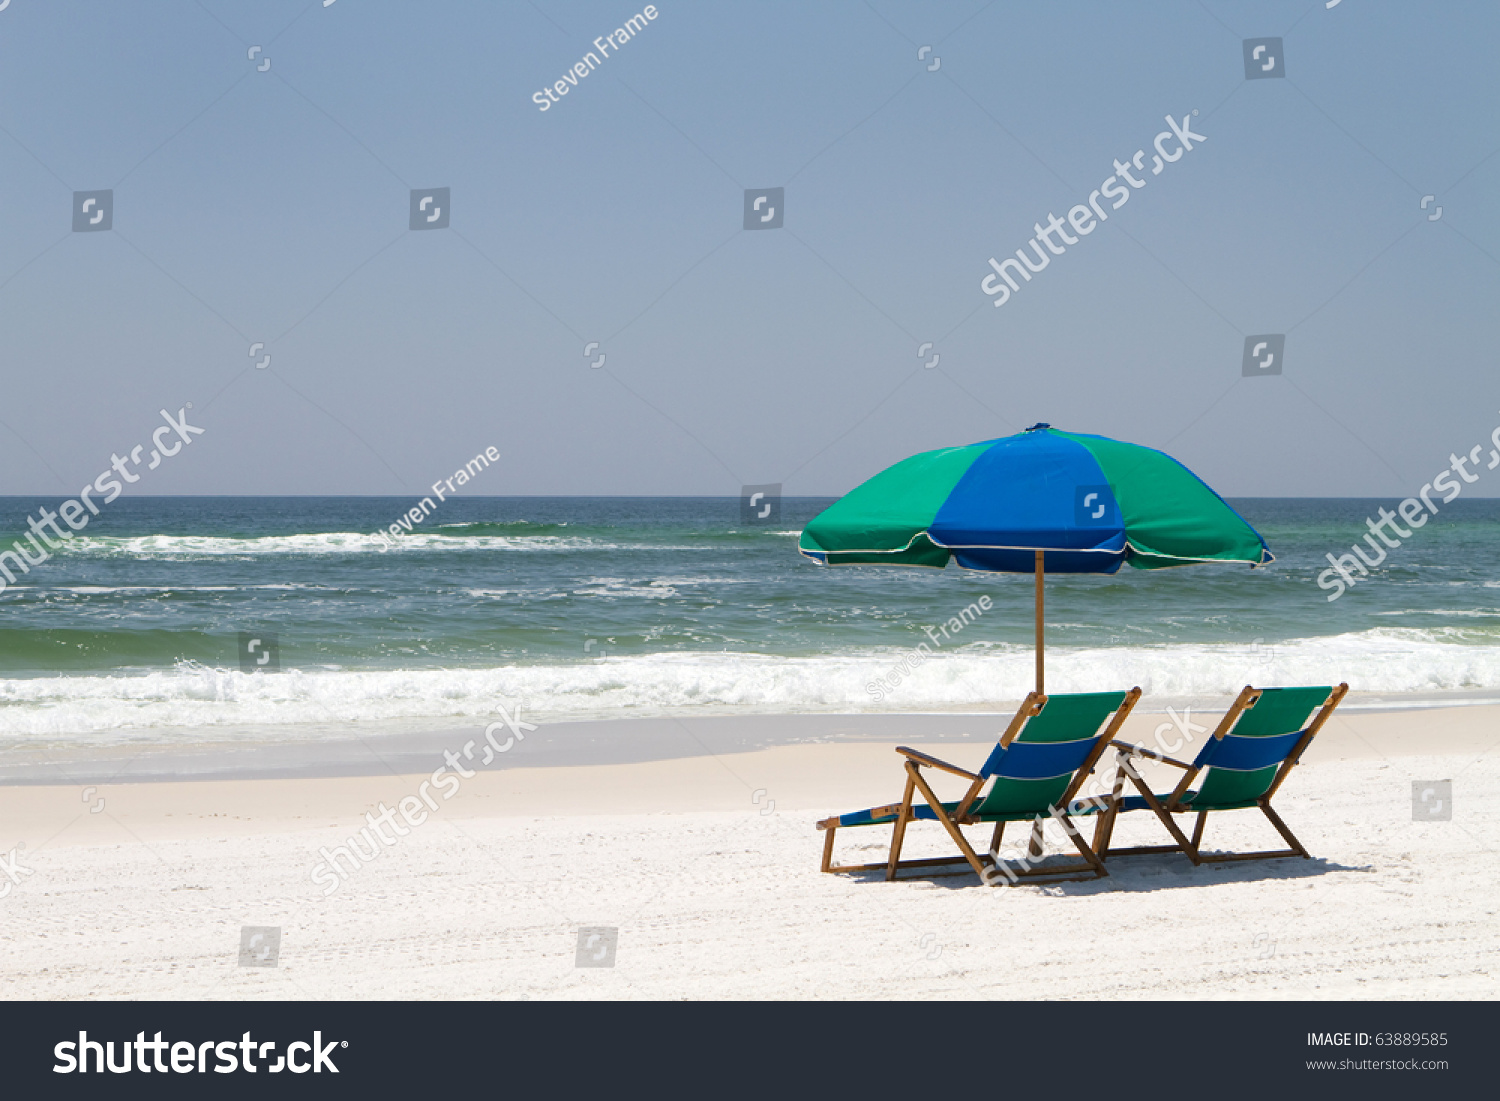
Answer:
[{"xmin": 797, "ymin": 423, "xmax": 1273, "ymax": 693}]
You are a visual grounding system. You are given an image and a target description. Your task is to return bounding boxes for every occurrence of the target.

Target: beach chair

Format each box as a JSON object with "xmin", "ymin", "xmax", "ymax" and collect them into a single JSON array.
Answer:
[
  {"xmin": 817, "ymin": 688, "xmax": 1141, "ymax": 885},
  {"xmin": 1092, "ymin": 683, "xmax": 1349, "ymax": 865}
]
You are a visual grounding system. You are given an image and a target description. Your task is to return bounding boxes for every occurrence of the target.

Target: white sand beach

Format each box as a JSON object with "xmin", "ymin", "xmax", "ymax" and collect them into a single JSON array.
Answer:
[{"xmin": 1, "ymin": 700, "xmax": 1496, "ymax": 1000}]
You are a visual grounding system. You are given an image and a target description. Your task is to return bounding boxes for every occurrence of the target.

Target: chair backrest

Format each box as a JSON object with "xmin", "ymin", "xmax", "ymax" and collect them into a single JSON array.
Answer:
[
  {"xmin": 1190, "ymin": 685, "xmax": 1335, "ymax": 808},
  {"xmin": 974, "ymin": 691, "xmax": 1133, "ymax": 817}
]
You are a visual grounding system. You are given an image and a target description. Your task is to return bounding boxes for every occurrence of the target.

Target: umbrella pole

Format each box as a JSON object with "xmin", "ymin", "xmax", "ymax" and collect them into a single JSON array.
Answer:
[{"xmin": 1034, "ymin": 549, "xmax": 1044, "ymax": 695}]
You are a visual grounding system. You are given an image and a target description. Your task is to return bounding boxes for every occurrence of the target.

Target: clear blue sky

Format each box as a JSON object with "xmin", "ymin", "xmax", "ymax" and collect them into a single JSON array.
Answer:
[{"xmin": 1, "ymin": 0, "xmax": 1497, "ymax": 497}]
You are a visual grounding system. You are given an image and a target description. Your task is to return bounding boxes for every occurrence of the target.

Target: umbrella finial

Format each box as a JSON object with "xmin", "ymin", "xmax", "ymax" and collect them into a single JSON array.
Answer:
[{"xmin": 1024, "ymin": 422, "xmax": 1052, "ymax": 432}]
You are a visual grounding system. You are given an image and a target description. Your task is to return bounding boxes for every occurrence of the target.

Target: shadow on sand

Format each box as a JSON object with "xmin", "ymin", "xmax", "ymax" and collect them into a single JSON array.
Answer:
[{"xmin": 834, "ymin": 851, "xmax": 1370, "ymax": 894}]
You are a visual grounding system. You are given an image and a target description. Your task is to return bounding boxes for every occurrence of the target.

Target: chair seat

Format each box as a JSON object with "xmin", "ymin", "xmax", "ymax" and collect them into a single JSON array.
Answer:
[
  {"xmin": 1113, "ymin": 791, "xmax": 1263, "ymax": 813},
  {"xmin": 837, "ymin": 789, "xmax": 1274, "ymax": 826},
  {"xmin": 1118, "ymin": 791, "xmax": 1195, "ymax": 812},
  {"xmin": 832, "ymin": 803, "xmax": 944, "ymax": 828},
  {"xmin": 834, "ymin": 801, "xmax": 1077, "ymax": 828},
  {"xmin": 1060, "ymin": 793, "xmax": 1196, "ymax": 815}
]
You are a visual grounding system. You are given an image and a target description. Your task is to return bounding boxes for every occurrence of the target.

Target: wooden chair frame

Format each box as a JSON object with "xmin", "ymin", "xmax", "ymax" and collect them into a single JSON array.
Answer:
[
  {"xmin": 818, "ymin": 688, "xmax": 1141, "ymax": 885},
  {"xmin": 1092, "ymin": 683, "xmax": 1349, "ymax": 865}
]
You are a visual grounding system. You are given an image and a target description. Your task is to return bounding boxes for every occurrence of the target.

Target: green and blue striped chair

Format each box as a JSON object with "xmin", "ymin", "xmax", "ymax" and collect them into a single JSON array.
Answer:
[
  {"xmin": 1094, "ymin": 683, "xmax": 1349, "ymax": 864},
  {"xmin": 817, "ymin": 688, "xmax": 1141, "ymax": 885}
]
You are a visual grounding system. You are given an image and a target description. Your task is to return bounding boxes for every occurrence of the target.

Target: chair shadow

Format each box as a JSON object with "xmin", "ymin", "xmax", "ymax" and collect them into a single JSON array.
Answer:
[{"xmin": 835, "ymin": 850, "xmax": 1371, "ymax": 894}]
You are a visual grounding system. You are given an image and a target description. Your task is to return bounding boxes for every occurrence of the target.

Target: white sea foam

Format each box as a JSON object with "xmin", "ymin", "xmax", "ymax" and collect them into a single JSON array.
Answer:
[
  {"xmin": 54, "ymin": 585, "xmax": 264, "ymax": 594},
  {"xmin": 435, "ymin": 520, "xmax": 567, "ymax": 529},
  {"xmin": 1, "ymin": 629, "xmax": 1498, "ymax": 744},
  {"xmin": 568, "ymin": 575, "xmax": 748, "ymax": 598},
  {"xmin": 1375, "ymin": 609, "xmax": 1500, "ymax": 618},
  {"xmin": 54, "ymin": 533, "xmax": 704, "ymax": 557}
]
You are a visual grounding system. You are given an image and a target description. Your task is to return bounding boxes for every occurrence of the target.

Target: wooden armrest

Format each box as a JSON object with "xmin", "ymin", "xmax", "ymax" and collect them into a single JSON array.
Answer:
[
  {"xmin": 896, "ymin": 746, "xmax": 981, "ymax": 781},
  {"xmin": 1110, "ymin": 740, "xmax": 1194, "ymax": 770}
]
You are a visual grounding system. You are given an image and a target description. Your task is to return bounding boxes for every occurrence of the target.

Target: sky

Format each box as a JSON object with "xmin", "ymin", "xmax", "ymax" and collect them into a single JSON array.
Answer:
[{"xmin": 1, "ymin": 0, "xmax": 1497, "ymax": 499}]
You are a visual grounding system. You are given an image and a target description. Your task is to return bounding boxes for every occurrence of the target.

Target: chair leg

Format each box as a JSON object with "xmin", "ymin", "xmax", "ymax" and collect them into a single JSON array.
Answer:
[
  {"xmin": 885, "ymin": 770, "xmax": 918, "ymax": 881},
  {"xmin": 1094, "ymin": 757, "xmax": 1129, "ymax": 858},
  {"xmin": 1189, "ymin": 810, "xmax": 1207, "ymax": 862},
  {"xmin": 908, "ymin": 767, "xmax": 989, "ymax": 881},
  {"xmin": 1092, "ymin": 803, "xmax": 1117, "ymax": 859},
  {"xmin": 1027, "ymin": 818, "xmax": 1044, "ymax": 860},
  {"xmin": 1122, "ymin": 770, "xmax": 1198, "ymax": 861},
  {"xmin": 1054, "ymin": 810, "xmax": 1109, "ymax": 878},
  {"xmin": 1260, "ymin": 801, "xmax": 1310, "ymax": 859},
  {"xmin": 989, "ymin": 820, "xmax": 1005, "ymax": 856},
  {"xmin": 820, "ymin": 825, "xmax": 836, "ymax": 873}
]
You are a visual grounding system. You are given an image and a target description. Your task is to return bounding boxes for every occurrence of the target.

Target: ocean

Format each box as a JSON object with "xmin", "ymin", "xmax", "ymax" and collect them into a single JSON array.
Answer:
[{"xmin": 1, "ymin": 496, "xmax": 1498, "ymax": 749}]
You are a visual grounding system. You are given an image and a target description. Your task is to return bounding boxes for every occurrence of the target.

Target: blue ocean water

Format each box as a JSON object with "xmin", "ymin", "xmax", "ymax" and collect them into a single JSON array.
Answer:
[{"xmin": 1, "ymin": 496, "xmax": 1497, "ymax": 745}]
